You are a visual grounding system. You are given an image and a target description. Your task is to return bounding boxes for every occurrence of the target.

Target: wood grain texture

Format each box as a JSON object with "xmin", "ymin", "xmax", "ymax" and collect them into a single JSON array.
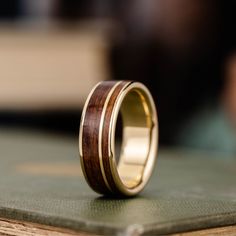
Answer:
[
  {"xmin": 82, "ymin": 81, "xmax": 127, "ymax": 194},
  {"xmin": 172, "ymin": 225, "xmax": 236, "ymax": 236},
  {"xmin": 101, "ymin": 81, "xmax": 130, "ymax": 194},
  {"xmin": 82, "ymin": 81, "xmax": 115, "ymax": 194},
  {"xmin": 0, "ymin": 218, "xmax": 235, "ymax": 236},
  {"xmin": 0, "ymin": 218, "xmax": 92, "ymax": 236},
  {"xmin": 81, "ymin": 81, "xmax": 131, "ymax": 195}
]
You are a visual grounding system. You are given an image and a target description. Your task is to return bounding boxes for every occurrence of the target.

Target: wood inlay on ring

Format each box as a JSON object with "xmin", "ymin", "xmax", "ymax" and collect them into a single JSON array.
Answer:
[
  {"xmin": 82, "ymin": 81, "xmax": 115, "ymax": 194},
  {"xmin": 101, "ymin": 81, "xmax": 131, "ymax": 194},
  {"xmin": 81, "ymin": 81, "xmax": 131, "ymax": 194}
]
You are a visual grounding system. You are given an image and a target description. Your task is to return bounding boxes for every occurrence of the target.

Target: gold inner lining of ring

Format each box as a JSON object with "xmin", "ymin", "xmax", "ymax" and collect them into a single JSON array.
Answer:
[{"xmin": 116, "ymin": 88, "xmax": 153, "ymax": 188}]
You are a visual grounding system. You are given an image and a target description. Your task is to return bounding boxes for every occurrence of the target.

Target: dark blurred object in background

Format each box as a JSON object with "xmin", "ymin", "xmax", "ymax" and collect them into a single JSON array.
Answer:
[
  {"xmin": 224, "ymin": 55, "xmax": 236, "ymax": 126},
  {"xmin": 54, "ymin": 0, "xmax": 91, "ymax": 20},
  {"xmin": 54, "ymin": 0, "xmax": 113, "ymax": 20},
  {"xmin": 110, "ymin": 0, "xmax": 236, "ymax": 149},
  {"xmin": 0, "ymin": 0, "xmax": 20, "ymax": 19},
  {"xmin": 0, "ymin": 0, "xmax": 235, "ymax": 152}
]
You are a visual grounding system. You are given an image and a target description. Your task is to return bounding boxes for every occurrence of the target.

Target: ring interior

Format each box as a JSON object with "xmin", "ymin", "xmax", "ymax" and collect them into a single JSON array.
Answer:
[{"xmin": 116, "ymin": 88, "xmax": 153, "ymax": 189}]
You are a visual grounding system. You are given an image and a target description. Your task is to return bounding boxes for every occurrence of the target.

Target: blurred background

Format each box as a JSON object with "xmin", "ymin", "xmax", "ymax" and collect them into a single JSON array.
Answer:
[{"xmin": 0, "ymin": 0, "xmax": 235, "ymax": 154}]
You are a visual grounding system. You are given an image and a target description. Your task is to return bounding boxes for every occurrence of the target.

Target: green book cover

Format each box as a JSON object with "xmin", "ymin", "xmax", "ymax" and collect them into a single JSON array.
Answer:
[{"xmin": 0, "ymin": 128, "xmax": 236, "ymax": 235}]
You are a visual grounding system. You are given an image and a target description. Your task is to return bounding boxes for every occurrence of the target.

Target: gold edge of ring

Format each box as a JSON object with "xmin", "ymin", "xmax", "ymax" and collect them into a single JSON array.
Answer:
[
  {"xmin": 108, "ymin": 81, "xmax": 133, "ymax": 194},
  {"xmin": 98, "ymin": 81, "xmax": 123, "ymax": 193},
  {"xmin": 79, "ymin": 81, "xmax": 102, "ymax": 184}
]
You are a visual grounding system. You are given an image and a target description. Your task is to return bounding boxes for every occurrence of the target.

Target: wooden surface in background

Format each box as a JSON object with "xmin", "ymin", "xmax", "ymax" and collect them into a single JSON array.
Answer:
[
  {"xmin": 0, "ymin": 25, "xmax": 109, "ymax": 110},
  {"xmin": 0, "ymin": 218, "xmax": 91, "ymax": 236},
  {"xmin": 174, "ymin": 225, "xmax": 236, "ymax": 236},
  {"xmin": 0, "ymin": 218, "xmax": 235, "ymax": 235}
]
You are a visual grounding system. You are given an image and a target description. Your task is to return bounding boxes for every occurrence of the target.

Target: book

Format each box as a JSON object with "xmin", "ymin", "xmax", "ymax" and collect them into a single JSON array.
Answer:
[{"xmin": 0, "ymin": 128, "xmax": 236, "ymax": 235}]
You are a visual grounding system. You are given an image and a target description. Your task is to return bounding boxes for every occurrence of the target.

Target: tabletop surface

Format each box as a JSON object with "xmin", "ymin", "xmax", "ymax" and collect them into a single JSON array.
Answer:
[{"xmin": 0, "ymin": 128, "xmax": 236, "ymax": 235}]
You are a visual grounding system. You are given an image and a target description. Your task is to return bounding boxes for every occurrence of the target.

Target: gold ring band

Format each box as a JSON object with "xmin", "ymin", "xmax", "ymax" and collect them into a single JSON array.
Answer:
[{"xmin": 79, "ymin": 81, "xmax": 158, "ymax": 196}]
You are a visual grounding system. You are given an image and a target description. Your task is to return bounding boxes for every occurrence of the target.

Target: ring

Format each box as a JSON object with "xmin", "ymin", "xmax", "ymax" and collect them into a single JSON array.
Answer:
[{"xmin": 79, "ymin": 81, "xmax": 158, "ymax": 196}]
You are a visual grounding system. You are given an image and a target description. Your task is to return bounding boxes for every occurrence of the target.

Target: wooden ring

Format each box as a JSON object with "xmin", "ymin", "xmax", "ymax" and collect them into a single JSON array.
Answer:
[{"xmin": 79, "ymin": 81, "xmax": 158, "ymax": 196}]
